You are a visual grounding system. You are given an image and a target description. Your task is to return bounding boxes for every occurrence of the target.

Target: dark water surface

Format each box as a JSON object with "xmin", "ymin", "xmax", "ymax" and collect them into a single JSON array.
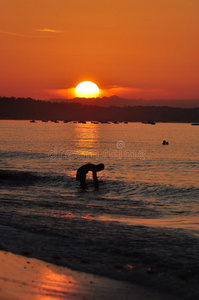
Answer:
[{"xmin": 0, "ymin": 121, "xmax": 199, "ymax": 299}]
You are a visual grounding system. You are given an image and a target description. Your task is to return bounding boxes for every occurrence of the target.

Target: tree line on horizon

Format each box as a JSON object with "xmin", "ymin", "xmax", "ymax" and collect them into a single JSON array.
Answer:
[{"xmin": 0, "ymin": 96, "xmax": 198, "ymax": 123}]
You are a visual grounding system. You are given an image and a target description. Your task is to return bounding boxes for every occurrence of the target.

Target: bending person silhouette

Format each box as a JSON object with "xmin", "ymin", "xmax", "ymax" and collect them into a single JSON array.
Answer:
[{"xmin": 76, "ymin": 163, "xmax": 104, "ymax": 188}]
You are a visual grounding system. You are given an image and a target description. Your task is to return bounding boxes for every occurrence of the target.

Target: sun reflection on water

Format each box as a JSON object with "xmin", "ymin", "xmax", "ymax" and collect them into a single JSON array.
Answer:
[{"xmin": 74, "ymin": 122, "xmax": 99, "ymax": 157}]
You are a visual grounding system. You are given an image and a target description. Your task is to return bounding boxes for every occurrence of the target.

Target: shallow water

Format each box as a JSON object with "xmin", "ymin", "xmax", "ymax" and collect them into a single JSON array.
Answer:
[{"xmin": 0, "ymin": 121, "xmax": 199, "ymax": 299}]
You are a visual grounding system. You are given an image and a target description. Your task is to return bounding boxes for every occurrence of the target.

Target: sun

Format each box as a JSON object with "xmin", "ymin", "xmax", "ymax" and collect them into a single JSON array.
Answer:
[{"xmin": 75, "ymin": 81, "xmax": 99, "ymax": 98}]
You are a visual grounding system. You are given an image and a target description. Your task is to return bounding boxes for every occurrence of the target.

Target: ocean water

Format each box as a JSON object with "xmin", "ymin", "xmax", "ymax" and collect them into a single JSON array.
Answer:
[{"xmin": 0, "ymin": 120, "xmax": 199, "ymax": 299}]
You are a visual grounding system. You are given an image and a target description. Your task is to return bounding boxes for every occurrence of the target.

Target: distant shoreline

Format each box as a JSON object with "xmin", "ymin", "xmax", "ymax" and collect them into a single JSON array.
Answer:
[
  {"xmin": 0, "ymin": 97, "xmax": 199, "ymax": 123},
  {"xmin": 0, "ymin": 119, "xmax": 198, "ymax": 124}
]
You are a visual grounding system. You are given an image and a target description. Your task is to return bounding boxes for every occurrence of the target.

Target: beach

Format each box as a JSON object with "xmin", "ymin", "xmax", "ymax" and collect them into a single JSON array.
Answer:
[{"xmin": 0, "ymin": 250, "xmax": 182, "ymax": 300}]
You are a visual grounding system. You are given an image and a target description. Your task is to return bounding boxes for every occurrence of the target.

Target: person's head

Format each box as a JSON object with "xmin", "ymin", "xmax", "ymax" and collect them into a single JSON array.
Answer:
[{"xmin": 96, "ymin": 163, "xmax": 104, "ymax": 171}]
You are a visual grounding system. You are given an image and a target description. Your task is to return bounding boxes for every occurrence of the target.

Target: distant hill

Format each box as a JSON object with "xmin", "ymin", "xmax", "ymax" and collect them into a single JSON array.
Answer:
[
  {"xmin": 51, "ymin": 96, "xmax": 199, "ymax": 109},
  {"xmin": 0, "ymin": 97, "xmax": 199, "ymax": 122}
]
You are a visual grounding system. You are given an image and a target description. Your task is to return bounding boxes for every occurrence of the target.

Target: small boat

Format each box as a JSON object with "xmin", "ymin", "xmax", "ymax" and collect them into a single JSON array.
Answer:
[
  {"xmin": 191, "ymin": 123, "xmax": 199, "ymax": 126},
  {"xmin": 113, "ymin": 121, "xmax": 119, "ymax": 124},
  {"xmin": 124, "ymin": 121, "xmax": 128, "ymax": 124},
  {"xmin": 30, "ymin": 120, "xmax": 35, "ymax": 123},
  {"xmin": 142, "ymin": 121, "xmax": 156, "ymax": 125},
  {"xmin": 42, "ymin": 120, "xmax": 48, "ymax": 122}
]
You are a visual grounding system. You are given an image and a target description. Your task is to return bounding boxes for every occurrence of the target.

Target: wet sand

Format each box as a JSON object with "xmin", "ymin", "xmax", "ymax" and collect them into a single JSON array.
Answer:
[{"xmin": 0, "ymin": 250, "xmax": 178, "ymax": 300}]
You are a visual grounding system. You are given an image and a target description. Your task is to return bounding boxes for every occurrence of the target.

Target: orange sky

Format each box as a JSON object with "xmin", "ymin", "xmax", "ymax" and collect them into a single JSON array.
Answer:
[{"xmin": 0, "ymin": 0, "xmax": 199, "ymax": 100}]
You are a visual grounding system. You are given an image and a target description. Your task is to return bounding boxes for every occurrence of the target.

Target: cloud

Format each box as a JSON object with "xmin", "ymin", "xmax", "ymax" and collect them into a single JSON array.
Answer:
[
  {"xmin": 0, "ymin": 28, "xmax": 63, "ymax": 38},
  {"xmin": 34, "ymin": 28, "xmax": 64, "ymax": 33},
  {"xmin": 0, "ymin": 29, "xmax": 27, "ymax": 37},
  {"xmin": 101, "ymin": 85, "xmax": 173, "ymax": 100}
]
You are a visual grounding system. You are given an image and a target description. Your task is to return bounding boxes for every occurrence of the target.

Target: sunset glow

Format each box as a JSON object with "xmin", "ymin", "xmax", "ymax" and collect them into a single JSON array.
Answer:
[{"xmin": 0, "ymin": 0, "xmax": 199, "ymax": 100}]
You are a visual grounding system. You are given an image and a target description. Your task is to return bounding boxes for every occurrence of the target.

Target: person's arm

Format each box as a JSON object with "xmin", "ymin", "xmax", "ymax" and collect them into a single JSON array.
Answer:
[{"xmin": 92, "ymin": 170, "xmax": 98, "ymax": 186}]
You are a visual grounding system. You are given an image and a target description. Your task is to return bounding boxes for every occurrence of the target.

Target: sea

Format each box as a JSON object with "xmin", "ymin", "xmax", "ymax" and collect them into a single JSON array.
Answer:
[{"xmin": 0, "ymin": 120, "xmax": 199, "ymax": 299}]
